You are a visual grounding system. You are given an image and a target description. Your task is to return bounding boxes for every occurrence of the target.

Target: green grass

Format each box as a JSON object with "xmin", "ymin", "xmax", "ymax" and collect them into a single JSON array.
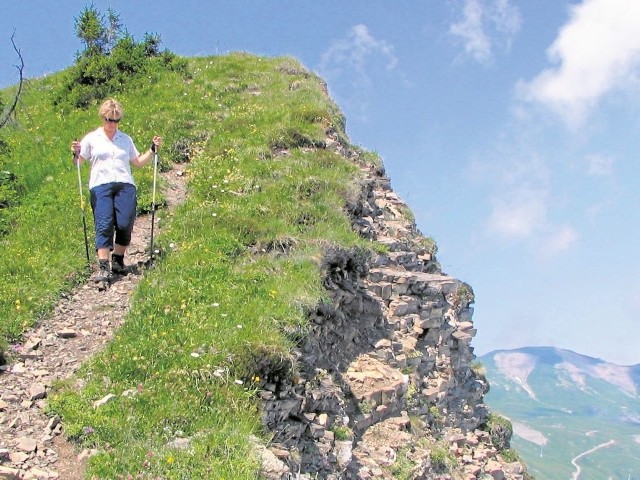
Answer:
[{"xmin": 1, "ymin": 53, "xmax": 374, "ymax": 477}]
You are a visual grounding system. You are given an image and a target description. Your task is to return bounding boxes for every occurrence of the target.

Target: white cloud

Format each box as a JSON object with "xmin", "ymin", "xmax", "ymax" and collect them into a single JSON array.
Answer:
[
  {"xmin": 585, "ymin": 153, "xmax": 614, "ymax": 176},
  {"xmin": 319, "ymin": 24, "xmax": 397, "ymax": 85},
  {"xmin": 488, "ymin": 187, "xmax": 547, "ymax": 238},
  {"xmin": 480, "ymin": 155, "xmax": 578, "ymax": 254},
  {"xmin": 449, "ymin": 0, "xmax": 521, "ymax": 63},
  {"xmin": 318, "ymin": 24, "xmax": 398, "ymax": 119},
  {"xmin": 545, "ymin": 224, "xmax": 579, "ymax": 255},
  {"xmin": 488, "ymin": 188, "xmax": 580, "ymax": 253},
  {"xmin": 519, "ymin": 0, "xmax": 640, "ymax": 125}
]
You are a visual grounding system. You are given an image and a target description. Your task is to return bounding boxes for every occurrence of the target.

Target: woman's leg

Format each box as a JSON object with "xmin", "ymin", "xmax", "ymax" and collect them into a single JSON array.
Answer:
[
  {"xmin": 90, "ymin": 183, "xmax": 116, "ymax": 279},
  {"xmin": 112, "ymin": 183, "xmax": 137, "ymax": 271},
  {"xmin": 90, "ymin": 183, "xmax": 116, "ymax": 254}
]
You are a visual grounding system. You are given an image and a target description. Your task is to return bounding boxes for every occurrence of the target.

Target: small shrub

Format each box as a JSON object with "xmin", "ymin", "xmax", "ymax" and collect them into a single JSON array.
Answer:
[
  {"xmin": 417, "ymin": 235, "xmax": 438, "ymax": 256},
  {"xmin": 359, "ymin": 398, "xmax": 375, "ymax": 415},
  {"xmin": 54, "ymin": 5, "xmax": 188, "ymax": 108},
  {"xmin": 428, "ymin": 405, "xmax": 443, "ymax": 425},
  {"xmin": 485, "ymin": 412, "xmax": 513, "ymax": 451},
  {"xmin": 0, "ymin": 170, "xmax": 24, "ymax": 236},
  {"xmin": 0, "ymin": 170, "xmax": 23, "ymax": 207},
  {"xmin": 168, "ymin": 133, "xmax": 210, "ymax": 163},
  {"xmin": 454, "ymin": 283, "xmax": 474, "ymax": 307},
  {"xmin": 331, "ymin": 425, "xmax": 352, "ymax": 441},
  {"xmin": 389, "ymin": 447, "xmax": 415, "ymax": 480},
  {"xmin": 430, "ymin": 444, "xmax": 454, "ymax": 473},
  {"xmin": 471, "ymin": 360, "xmax": 486, "ymax": 377},
  {"xmin": 500, "ymin": 448, "xmax": 520, "ymax": 463}
]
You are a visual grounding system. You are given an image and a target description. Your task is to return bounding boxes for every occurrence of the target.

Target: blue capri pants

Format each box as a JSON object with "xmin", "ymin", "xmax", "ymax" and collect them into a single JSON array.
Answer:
[{"xmin": 90, "ymin": 182, "xmax": 137, "ymax": 250}]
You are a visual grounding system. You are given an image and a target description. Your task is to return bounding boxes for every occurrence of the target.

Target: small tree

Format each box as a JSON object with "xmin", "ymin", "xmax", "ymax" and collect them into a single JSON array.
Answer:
[
  {"xmin": 0, "ymin": 32, "xmax": 25, "ymax": 236},
  {"xmin": 0, "ymin": 32, "xmax": 24, "ymax": 130},
  {"xmin": 485, "ymin": 413, "xmax": 513, "ymax": 451},
  {"xmin": 74, "ymin": 5, "xmax": 122, "ymax": 57},
  {"xmin": 56, "ymin": 6, "xmax": 187, "ymax": 108}
]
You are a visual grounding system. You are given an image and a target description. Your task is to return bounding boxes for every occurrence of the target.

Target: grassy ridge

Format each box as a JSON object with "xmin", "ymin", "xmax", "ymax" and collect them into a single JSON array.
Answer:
[{"xmin": 2, "ymin": 53, "xmax": 374, "ymax": 477}]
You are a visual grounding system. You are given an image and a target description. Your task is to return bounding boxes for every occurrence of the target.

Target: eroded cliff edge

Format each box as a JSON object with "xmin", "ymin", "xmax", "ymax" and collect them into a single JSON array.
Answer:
[{"xmin": 255, "ymin": 130, "xmax": 529, "ymax": 479}]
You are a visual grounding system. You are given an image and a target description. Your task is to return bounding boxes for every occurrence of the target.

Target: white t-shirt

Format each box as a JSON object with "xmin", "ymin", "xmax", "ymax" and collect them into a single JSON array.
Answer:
[{"xmin": 80, "ymin": 127, "xmax": 140, "ymax": 189}]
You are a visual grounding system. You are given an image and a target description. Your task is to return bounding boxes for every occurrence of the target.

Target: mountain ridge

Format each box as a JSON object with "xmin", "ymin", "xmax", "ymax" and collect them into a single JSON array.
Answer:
[
  {"xmin": 486, "ymin": 346, "xmax": 640, "ymax": 398},
  {"xmin": 480, "ymin": 346, "xmax": 640, "ymax": 478},
  {"xmin": 1, "ymin": 53, "xmax": 531, "ymax": 479}
]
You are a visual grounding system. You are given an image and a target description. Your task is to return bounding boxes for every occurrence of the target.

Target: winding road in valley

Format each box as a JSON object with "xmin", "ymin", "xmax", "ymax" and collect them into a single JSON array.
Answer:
[{"xmin": 570, "ymin": 439, "xmax": 615, "ymax": 480}]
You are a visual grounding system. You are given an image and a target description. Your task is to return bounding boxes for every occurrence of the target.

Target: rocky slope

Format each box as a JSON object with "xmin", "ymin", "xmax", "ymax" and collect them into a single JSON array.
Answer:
[{"xmin": 255, "ymin": 132, "xmax": 529, "ymax": 479}]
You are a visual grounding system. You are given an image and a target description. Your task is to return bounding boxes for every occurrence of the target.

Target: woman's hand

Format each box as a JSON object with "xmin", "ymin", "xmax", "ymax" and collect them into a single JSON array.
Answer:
[
  {"xmin": 71, "ymin": 140, "xmax": 81, "ymax": 157},
  {"xmin": 150, "ymin": 136, "xmax": 163, "ymax": 152}
]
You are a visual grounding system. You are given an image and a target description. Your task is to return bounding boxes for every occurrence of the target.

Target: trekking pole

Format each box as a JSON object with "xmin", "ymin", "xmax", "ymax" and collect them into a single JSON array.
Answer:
[
  {"xmin": 148, "ymin": 145, "xmax": 159, "ymax": 266},
  {"xmin": 73, "ymin": 147, "xmax": 91, "ymax": 265}
]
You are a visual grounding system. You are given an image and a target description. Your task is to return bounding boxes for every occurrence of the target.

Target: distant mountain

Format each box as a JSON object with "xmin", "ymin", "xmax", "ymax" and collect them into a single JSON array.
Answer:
[{"xmin": 479, "ymin": 347, "xmax": 640, "ymax": 479}]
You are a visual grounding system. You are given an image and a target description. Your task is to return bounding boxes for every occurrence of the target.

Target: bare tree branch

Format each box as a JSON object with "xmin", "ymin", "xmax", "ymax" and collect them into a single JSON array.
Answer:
[{"xmin": 0, "ymin": 31, "xmax": 25, "ymax": 129}]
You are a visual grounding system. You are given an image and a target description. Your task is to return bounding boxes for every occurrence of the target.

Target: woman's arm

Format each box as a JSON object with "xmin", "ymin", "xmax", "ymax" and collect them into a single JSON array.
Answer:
[{"xmin": 131, "ymin": 135, "xmax": 162, "ymax": 168}]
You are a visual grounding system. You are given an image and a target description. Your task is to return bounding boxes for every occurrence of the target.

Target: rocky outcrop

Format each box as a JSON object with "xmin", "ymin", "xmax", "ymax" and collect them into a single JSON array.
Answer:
[{"xmin": 256, "ymin": 136, "xmax": 527, "ymax": 479}]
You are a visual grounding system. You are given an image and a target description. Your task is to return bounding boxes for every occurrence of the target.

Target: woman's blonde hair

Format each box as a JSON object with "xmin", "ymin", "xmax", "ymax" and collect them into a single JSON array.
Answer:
[{"xmin": 98, "ymin": 98, "xmax": 124, "ymax": 121}]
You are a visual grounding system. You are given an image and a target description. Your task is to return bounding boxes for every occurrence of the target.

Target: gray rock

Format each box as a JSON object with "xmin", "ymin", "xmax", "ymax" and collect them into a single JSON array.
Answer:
[
  {"xmin": 17, "ymin": 437, "xmax": 38, "ymax": 453},
  {"xmin": 0, "ymin": 465, "xmax": 21, "ymax": 477},
  {"xmin": 92, "ymin": 394, "xmax": 116, "ymax": 409},
  {"xmin": 56, "ymin": 329, "xmax": 77, "ymax": 339},
  {"xmin": 9, "ymin": 450, "xmax": 30, "ymax": 463},
  {"xmin": 28, "ymin": 383, "xmax": 47, "ymax": 401}
]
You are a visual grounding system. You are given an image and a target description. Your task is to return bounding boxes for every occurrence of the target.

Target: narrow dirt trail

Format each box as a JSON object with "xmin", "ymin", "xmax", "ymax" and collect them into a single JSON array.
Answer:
[
  {"xmin": 570, "ymin": 439, "xmax": 615, "ymax": 480},
  {"xmin": 0, "ymin": 164, "xmax": 186, "ymax": 480}
]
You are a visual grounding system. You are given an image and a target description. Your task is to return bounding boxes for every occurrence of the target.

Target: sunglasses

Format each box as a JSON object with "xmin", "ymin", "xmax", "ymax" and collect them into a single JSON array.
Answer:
[{"xmin": 105, "ymin": 118, "xmax": 121, "ymax": 123}]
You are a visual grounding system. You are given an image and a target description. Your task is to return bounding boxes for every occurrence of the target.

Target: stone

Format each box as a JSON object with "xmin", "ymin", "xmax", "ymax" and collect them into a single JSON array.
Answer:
[
  {"xmin": 166, "ymin": 437, "xmax": 192, "ymax": 450},
  {"xmin": 92, "ymin": 394, "xmax": 116, "ymax": 409},
  {"xmin": 17, "ymin": 437, "xmax": 38, "ymax": 452},
  {"xmin": 485, "ymin": 459, "xmax": 505, "ymax": 479},
  {"xmin": 77, "ymin": 449, "xmax": 98, "ymax": 461},
  {"xmin": 0, "ymin": 465, "xmax": 20, "ymax": 477},
  {"xmin": 45, "ymin": 416, "xmax": 60, "ymax": 434},
  {"xmin": 9, "ymin": 450, "xmax": 30, "ymax": 463},
  {"xmin": 29, "ymin": 383, "xmax": 47, "ymax": 401},
  {"xmin": 26, "ymin": 467, "xmax": 52, "ymax": 479},
  {"xmin": 334, "ymin": 440, "xmax": 353, "ymax": 468},
  {"xmin": 8, "ymin": 416, "xmax": 22, "ymax": 429},
  {"xmin": 56, "ymin": 329, "xmax": 77, "ymax": 339},
  {"xmin": 23, "ymin": 337, "xmax": 42, "ymax": 351},
  {"xmin": 11, "ymin": 364, "xmax": 27, "ymax": 374}
]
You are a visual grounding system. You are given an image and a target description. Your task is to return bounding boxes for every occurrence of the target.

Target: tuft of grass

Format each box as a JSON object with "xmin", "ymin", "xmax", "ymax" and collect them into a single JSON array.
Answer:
[
  {"xmin": 389, "ymin": 447, "xmax": 416, "ymax": 480},
  {"xmin": 429, "ymin": 443, "xmax": 455, "ymax": 473},
  {"xmin": 331, "ymin": 425, "xmax": 352, "ymax": 441}
]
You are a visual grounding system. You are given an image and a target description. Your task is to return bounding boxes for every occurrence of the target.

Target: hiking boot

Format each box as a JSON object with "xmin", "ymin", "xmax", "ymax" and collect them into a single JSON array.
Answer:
[
  {"xmin": 94, "ymin": 260, "xmax": 112, "ymax": 283},
  {"xmin": 111, "ymin": 254, "xmax": 128, "ymax": 275}
]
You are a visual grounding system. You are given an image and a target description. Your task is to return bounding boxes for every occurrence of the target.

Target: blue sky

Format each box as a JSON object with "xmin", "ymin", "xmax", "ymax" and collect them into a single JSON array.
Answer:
[{"xmin": 2, "ymin": 1, "xmax": 639, "ymax": 365}]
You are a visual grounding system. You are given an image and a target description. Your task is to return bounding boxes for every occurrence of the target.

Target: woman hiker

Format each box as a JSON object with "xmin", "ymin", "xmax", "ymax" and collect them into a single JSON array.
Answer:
[{"xmin": 71, "ymin": 98, "xmax": 162, "ymax": 283}]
